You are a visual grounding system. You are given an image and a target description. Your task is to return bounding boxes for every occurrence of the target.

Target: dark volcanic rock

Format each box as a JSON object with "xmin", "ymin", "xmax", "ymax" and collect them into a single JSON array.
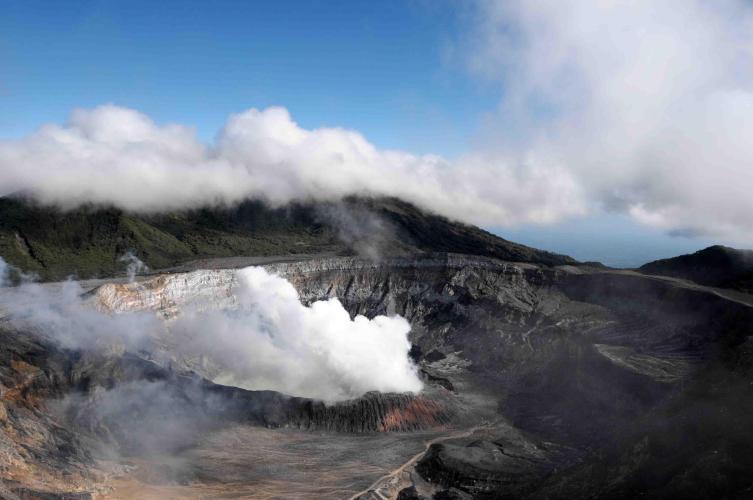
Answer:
[
  {"xmin": 424, "ymin": 350, "xmax": 446, "ymax": 363},
  {"xmin": 433, "ymin": 488, "xmax": 473, "ymax": 500},
  {"xmin": 63, "ymin": 364, "xmax": 454, "ymax": 455},
  {"xmin": 288, "ymin": 391, "xmax": 453, "ymax": 432},
  {"xmin": 276, "ymin": 256, "xmax": 753, "ymax": 498},
  {"xmin": 416, "ymin": 440, "xmax": 544, "ymax": 497},
  {"xmin": 421, "ymin": 369, "xmax": 454, "ymax": 392},
  {"xmin": 12, "ymin": 488, "xmax": 92, "ymax": 500},
  {"xmin": 397, "ymin": 485, "xmax": 422, "ymax": 499},
  {"xmin": 639, "ymin": 245, "xmax": 753, "ymax": 292}
]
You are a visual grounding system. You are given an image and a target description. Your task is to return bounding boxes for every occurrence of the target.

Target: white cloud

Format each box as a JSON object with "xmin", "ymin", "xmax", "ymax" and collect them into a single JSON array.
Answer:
[
  {"xmin": 0, "ymin": 103, "xmax": 584, "ymax": 226},
  {"xmin": 463, "ymin": 0, "xmax": 753, "ymax": 242}
]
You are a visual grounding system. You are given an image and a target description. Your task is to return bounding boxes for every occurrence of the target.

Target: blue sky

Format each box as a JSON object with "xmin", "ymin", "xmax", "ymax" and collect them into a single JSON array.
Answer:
[
  {"xmin": 0, "ymin": 0, "xmax": 490, "ymax": 155},
  {"xmin": 0, "ymin": 1, "xmax": 726, "ymax": 267}
]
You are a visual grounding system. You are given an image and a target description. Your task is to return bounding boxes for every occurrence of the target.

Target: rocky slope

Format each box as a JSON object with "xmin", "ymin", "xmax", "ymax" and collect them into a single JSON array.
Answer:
[{"xmin": 640, "ymin": 245, "xmax": 753, "ymax": 292}]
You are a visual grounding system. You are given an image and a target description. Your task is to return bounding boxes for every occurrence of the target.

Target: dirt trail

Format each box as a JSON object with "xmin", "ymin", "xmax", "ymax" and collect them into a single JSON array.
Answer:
[{"xmin": 349, "ymin": 423, "xmax": 489, "ymax": 500}]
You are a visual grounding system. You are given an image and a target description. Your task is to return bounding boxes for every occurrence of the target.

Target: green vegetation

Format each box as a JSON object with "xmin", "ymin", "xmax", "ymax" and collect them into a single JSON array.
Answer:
[{"xmin": 0, "ymin": 196, "xmax": 575, "ymax": 281}]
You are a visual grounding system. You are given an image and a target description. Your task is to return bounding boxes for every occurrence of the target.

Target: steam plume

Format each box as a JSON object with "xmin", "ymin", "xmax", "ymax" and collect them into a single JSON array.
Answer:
[
  {"xmin": 172, "ymin": 266, "xmax": 423, "ymax": 401},
  {"xmin": 0, "ymin": 258, "xmax": 422, "ymax": 401},
  {"xmin": 119, "ymin": 251, "xmax": 149, "ymax": 282},
  {"xmin": 0, "ymin": 260, "xmax": 163, "ymax": 350}
]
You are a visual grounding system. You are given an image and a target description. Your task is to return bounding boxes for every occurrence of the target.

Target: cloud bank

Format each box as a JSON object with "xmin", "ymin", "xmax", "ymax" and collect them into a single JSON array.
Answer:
[
  {"xmin": 0, "ymin": 104, "xmax": 582, "ymax": 226},
  {"xmin": 1, "ymin": 0, "xmax": 752, "ymax": 242},
  {"xmin": 463, "ymin": 0, "xmax": 753, "ymax": 241}
]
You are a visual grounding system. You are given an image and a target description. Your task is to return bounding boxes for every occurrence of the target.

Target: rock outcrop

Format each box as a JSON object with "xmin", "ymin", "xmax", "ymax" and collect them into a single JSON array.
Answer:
[{"xmin": 416, "ymin": 440, "xmax": 545, "ymax": 497}]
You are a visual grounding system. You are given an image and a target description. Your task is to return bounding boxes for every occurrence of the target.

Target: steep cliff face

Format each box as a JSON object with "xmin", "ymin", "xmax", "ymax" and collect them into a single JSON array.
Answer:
[{"xmin": 95, "ymin": 269, "xmax": 239, "ymax": 318}]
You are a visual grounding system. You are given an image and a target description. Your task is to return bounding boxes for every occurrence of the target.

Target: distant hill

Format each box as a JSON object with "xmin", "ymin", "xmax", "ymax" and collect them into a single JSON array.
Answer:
[
  {"xmin": 0, "ymin": 195, "xmax": 575, "ymax": 281},
  {"xmin": 639, "ymin": 245, "xmax": 753, "ymax": 293}
]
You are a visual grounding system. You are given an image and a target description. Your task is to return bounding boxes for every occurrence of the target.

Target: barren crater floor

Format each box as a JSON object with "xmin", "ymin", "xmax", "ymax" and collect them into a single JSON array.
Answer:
[{"xmin": 1, "ymin": 254, "xmax": 753, "ymax": 498}]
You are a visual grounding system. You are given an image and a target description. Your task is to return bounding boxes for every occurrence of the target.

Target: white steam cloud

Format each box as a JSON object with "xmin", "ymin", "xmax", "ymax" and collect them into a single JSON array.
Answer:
[
  {"xmin": 0, "ymin": 258, "xmax": 8, "ymax": 286},
  {"xmin": 0, "ymin": 258, "xmax": 163, "ymax": 350},
  {"xmin": 2, "ymin": 0, "xmax": 751, "ymax": 242},
  {"xmin": 119, "ymin": 251, "xmax": 149, "ymax": 282},
  {"xmin": 172, "ymin": 266, "xmax": 423, "ymax": 401},
  {"xmin": 0, "ymin": 258, "xmax": 421, "ymax": 401}
]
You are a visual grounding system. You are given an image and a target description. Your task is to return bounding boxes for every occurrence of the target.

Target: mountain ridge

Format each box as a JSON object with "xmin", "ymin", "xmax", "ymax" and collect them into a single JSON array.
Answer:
[
  {"xmin": 639, "ymin": 245, "xmax": 753, "ymax": 293},
  {"xmin": 0, "ymin": 195, "xmax": 575, "ymax": 281}
]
